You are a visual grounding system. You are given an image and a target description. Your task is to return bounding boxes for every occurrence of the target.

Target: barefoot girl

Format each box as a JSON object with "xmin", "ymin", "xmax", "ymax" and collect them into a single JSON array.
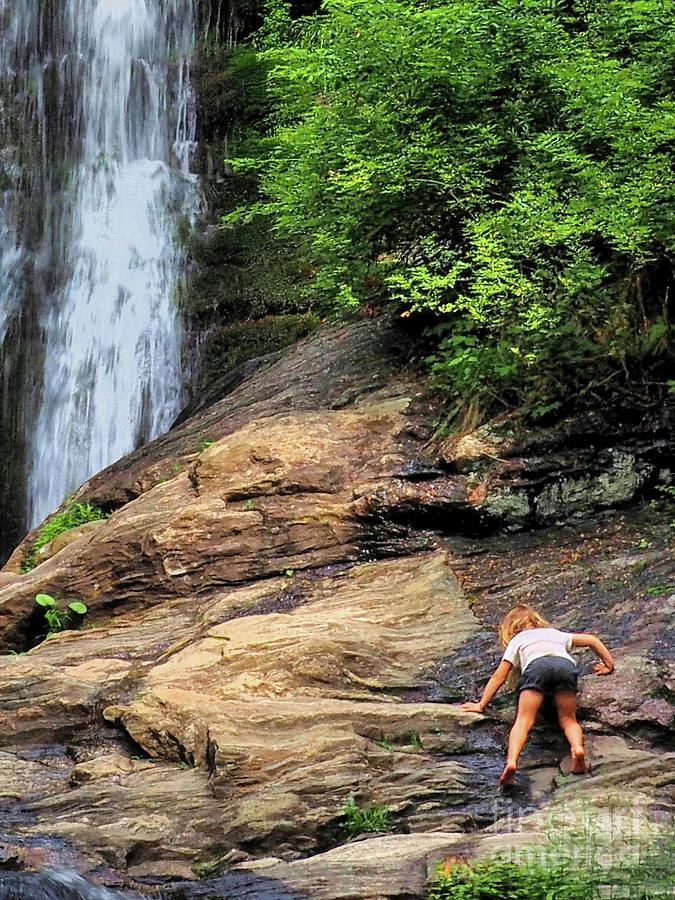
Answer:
[{"xmin": 461, "ymin": 604, "xmax": 615, "ymax": 785}]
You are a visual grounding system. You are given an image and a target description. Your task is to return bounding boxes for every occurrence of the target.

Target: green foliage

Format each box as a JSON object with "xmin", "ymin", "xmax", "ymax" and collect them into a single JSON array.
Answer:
[
  {"xmin": 22, "ymin": 501, "xmax": 108, "ymax": 572},
  {"xmin": 644, "ymin": 584, "xmax": 675, "ymax": 595},
  {"xmin": 428, "ymin": 857, "xmax": 594, "ymax": 900},
  {"xmin": 428, "ymin": 823, "xmax": 675, "ymax": 900},
  {"xmin": 378, "ymin": 730, "xmax": 423, "ymax": 749},
  {"xmin": 35, "ymin": 593, "xmax": 88, "ymax": 637},
  {"xmin": 182, "ymin": 217, "xmax": 312, "ymax": 322},
  {"xmin": 340, "ymin": 793, "xmax": 392, "ymax": 835},
  {"xmin": 191, "ymin": 854, "xmax": 232, "ymax": 879},
  {"xmin": 405, "ymin": 730, "xmax": 422, "ymax": 749},
  {"xmin": 657, "ymin": 483, "xmax": 675, "ymax": 501},
  {"xmin": 225, "ymin": 0, "xmax": 675, "ymax": 414}
]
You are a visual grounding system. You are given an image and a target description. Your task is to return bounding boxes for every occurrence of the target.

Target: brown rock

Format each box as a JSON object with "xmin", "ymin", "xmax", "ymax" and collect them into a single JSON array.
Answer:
[
  {"xmin": 35, "ymin": 519, "xmax": 106, "ymax": 564},
  {"xmin": 0, "ymin": 572, "xmax": 21, "ymax": 588},
  {"xmin": 0, "ymin": 321, "xmax": 672, "ymax": 896}
]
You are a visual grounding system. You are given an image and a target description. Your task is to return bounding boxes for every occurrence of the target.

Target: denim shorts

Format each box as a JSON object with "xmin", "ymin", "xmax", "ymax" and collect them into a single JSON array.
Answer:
[{"xmin": 519, "ymin": 656, "xmax": 579, "ymax": 696}]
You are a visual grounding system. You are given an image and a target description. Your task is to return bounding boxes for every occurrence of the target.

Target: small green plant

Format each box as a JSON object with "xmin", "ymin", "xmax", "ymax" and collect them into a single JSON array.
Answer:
[
  {"xmin": 244, "ymin": 499, "xmax": 257, "ymax": 511},
  {"xmin": 341, "ymin": 793, "xmax": 392, "ymax": 836},
  {"xmin": 191, "ymin": 854, "xmax": 231, "ymax": 879},
  {"xmin": 645, "ymin": 584, "xmax": 675, "ymax": 595},
  {"xmin": 404, "ymin": 730, "xmax": 422, "ymax": 749},
  {"xmin": 22, "ymin": 501, "xmax": 108, "ymax": 572},
  {"xmin": 430, "ymin": 799, "xmax": 675, "ymax": 900},
  {"xmin": 198, "ymin": 438, "xmax": 214, "ymax": 452},
  {"xmin": 170, "ymin": 462, "xmax": 183, "ymax": 474},
  {"xmin": 377, "ymin": 731, "xmax": 422, "ymax": 750},
  {"xmin": 284, "ymin": 568, "xmax": 295, "ymax": 577},
  {"xmin": 35, "ymin": 594, "xmax": 88, "ymax": 637}
]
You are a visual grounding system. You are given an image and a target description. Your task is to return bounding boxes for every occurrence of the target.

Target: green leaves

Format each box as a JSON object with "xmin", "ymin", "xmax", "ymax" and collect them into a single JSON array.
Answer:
[
  {"xmin": 224, "ymin": 0, "xmax": 675, "ymax": 412},
  {"xmin": 34, "ymin": 593, "xmax": 88, "ymax": 639},
  {"xmin": 68, "ymin": 601, "xmax": 88, "ymax": 616},
  {"xmin": 340, "ymin": 793, "xmax": 393, "ymax": 836}
]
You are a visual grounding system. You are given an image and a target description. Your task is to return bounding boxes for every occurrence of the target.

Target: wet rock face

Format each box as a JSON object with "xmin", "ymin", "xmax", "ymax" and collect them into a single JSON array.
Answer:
[
  {"xmin": 0, "ymin": 319, "xmax": 673, "ymax": 897},
  {"xmin": 369, "ymin": 410, "xmax": 674, "ymax": 534}
]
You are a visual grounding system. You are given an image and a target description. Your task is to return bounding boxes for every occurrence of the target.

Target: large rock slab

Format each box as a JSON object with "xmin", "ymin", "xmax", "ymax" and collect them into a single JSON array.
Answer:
[
  {"xmin": 0, "ymin": 553, "xmax": 492, "ymax": 878},
  {"xmin": 0, "ymin": 320, "xmax": 672, "ymax": 897},
  {"xmin": 0, "ymin": 399, "xmax": 422, "ymax": 650}
]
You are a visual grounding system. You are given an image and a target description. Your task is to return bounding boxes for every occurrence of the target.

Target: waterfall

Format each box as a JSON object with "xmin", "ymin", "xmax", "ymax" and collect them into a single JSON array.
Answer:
[
  {"xmin": 0, "ymin": 867, "xmax": 139, "ymax": 899},
  {"xmin": 0, "ymin": 0, "xmax": 198, "ymax": 535}
]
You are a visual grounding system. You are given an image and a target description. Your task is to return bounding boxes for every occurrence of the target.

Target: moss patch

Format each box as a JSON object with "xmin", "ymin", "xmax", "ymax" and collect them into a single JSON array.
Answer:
[
  {"xmin": 22, "ymin": 502, "xmax": 108, "ymax": 572},
  {"xmin": 199, "ymin": 313, "xmax": 319, "ymax": 385}
]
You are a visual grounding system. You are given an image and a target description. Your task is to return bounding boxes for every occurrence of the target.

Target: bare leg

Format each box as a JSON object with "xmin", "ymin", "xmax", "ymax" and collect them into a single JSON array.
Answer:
[
  {"xmin": 555, "ymin": 690, "xmax": 586, "ymax": 774},
  {"xmin": 500, "ymin": 689, "xmax": 544, "ymax": 785}
]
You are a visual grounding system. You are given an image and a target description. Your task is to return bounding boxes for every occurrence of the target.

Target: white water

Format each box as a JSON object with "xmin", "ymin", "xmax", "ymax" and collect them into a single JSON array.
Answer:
[
  {"xmin": 0, "ymin": 866, "xmax": 138, "ymax": 898},
  {"xmin": 0, "ymin": 0, "xmax": 198, "ymax": 527}
]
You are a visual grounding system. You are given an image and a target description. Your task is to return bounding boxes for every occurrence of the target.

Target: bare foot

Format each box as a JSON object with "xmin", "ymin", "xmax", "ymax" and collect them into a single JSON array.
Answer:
[
  {"xmin": 499, "ymin": 762, "xmax": 517, "ymax": 785},
  {"xmin": 570, "ymin": 746, "xmax": 586, "ymax": 775}
]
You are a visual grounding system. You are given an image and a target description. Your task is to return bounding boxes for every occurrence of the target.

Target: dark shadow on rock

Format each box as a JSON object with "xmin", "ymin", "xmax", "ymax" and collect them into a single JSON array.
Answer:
[{"xmin": 163, "ymin": 872, "xmax": 308, "ymax": 900}]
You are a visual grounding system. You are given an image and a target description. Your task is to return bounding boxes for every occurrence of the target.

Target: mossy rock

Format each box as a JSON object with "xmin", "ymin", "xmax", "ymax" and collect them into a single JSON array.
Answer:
[
  {"xmin": 182, "ymin": 216, "xmax": 310, "ymax": 322},
  {"xmin": 199, "ymin": 314, "xmax": 320, "ymax": 386}
]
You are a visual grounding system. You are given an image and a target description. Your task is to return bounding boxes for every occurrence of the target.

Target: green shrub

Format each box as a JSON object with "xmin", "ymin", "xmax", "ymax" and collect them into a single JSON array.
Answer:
[
  {"xmin": 181, "ymin": 216, "xmax": 312, "ymax": 322},
  {"xmin": 428, "ymin": 857, "xmax": 594, "ymax": 900},
  {"xmin": 22, "ymin": 501, "xmax": 108, "ymax": 572},
  {"xmin": 428, "ymin": 828, "xmax": 675, "ymax": 899},
  {"xmin": 341, "ymin": 793, "xmax": 392, "ymax": 836},
  {"xmin": 225, "ymin": 0, "xmax": 675, "ymax": 416}
]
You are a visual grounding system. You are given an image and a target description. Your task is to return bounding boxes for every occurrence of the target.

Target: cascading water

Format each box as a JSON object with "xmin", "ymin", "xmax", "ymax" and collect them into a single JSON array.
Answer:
[
  {"xmin": 0, "ymin": 0, "xmax": 198, "ymax": 541},
  {"xmin": 0, "ymin": 868, "xmax": 138, "ymax": 899}
]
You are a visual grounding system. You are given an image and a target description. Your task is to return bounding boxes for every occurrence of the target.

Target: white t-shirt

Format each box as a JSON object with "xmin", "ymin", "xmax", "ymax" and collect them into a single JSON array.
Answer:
[{"xmin": 502, "ymin": 627, "xmax": 576, "ymax": 672}]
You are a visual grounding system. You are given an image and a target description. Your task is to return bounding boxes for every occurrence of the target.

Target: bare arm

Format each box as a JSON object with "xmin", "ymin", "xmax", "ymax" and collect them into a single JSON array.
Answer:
[
  {"xmin": 461, "ymin": 660, "xmax": 513, "ymax": 713},
  {"xmin": 571, "ymin": 633, "xmax": 615, "ymax": 675}
]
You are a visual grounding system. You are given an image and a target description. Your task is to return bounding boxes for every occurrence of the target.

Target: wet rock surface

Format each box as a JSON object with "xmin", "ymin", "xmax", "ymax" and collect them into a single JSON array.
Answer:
[{"xmin": 0, "ymin": 319, "xmax": 673, "ymax": 897}]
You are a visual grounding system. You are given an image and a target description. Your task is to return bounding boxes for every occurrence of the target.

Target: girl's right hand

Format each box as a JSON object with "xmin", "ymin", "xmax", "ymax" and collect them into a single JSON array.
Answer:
[
  {"xmin": 460, "ymin": 701, "xmax": 484, "ymax": 713},
  {"xmin": 593, "ymin": 662, "xmax": 614, "ymax": 676}
]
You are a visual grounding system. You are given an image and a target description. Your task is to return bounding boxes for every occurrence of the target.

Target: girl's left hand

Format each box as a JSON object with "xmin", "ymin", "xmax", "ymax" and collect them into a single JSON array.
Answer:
[{"xmin": 460, "ymin": 701, "xmax": 484, "ymax": 713}]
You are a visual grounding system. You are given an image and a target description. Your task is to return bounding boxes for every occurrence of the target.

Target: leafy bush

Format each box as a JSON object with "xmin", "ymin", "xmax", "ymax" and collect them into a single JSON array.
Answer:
[
  {"xmin": 22, "ymin": 502, "xmax": 107, "ymax": 572},
  {"xmin": 341, "ymin": 793, "xmax": 392, "ymax": 836},
  {"xmin": 428, "ymin": 857, "xmax": 594, "ymax": 900},
  {"xmin": 428, "ymin": 824, "xmax": 675, "ymax": 899},
  {"xmin": 35, "ymin": 593, "xmax": 88, "ymax": 638},
  {"xmin": 225, "ymin": 0, "xmax": 675, "ymax": 416}
]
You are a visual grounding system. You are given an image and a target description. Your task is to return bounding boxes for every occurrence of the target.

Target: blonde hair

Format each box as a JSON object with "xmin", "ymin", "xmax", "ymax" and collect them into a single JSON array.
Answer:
[
  {"xmin": 499, "ymin": 604, "xmax": 550, "ymax": 648},
  {"xmin": 499, "ymin": 605, "xmax": 550, "ymax": 690}
]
